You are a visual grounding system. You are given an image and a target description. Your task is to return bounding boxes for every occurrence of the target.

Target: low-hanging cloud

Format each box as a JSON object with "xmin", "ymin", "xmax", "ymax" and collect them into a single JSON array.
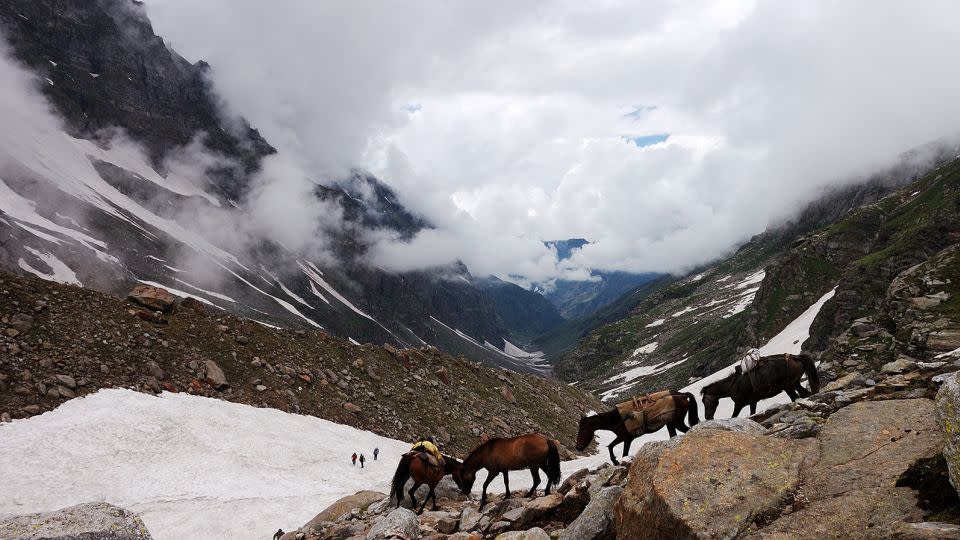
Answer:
[{"xmin": 143, "ymin": 1, "xmax": 960, "ymax": 283}]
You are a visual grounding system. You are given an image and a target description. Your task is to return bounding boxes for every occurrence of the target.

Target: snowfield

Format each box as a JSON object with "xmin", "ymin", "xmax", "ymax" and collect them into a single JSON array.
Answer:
[{"xmin": 0, "ymin": 288, "xmax": 837, "ymax": 540}]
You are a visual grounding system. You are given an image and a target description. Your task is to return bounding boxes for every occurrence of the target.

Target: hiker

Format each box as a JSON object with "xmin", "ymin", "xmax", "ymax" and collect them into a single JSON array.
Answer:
[
  {"xmin": 359, "ymin": 453, "xmax": 366, "ymax": 468},
  {"xmin": 351, "ymin": 452, "xmax": 357, "ymax": 466},
  {"xmin": 273, "ymin": 529, "xmax": 284, "ymax": 540},
  {"xmin": 373, "ymin": 447, "xmax": 379, "ymax": 461}
]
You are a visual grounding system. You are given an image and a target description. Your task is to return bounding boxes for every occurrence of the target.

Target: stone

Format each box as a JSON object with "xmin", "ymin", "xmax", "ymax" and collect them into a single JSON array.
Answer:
[
  {"xmin": 343, "ymin": 402, "xmax": 362, "ymax": 413},
  {"xmin": 882, "ymin": 357, "xmax": 917, "ymax": 374},
  {"xmin": 22, "ymin": 405, "xmax": 40, "ymax": 415},
  {"xmin": 9, "ymin": 313, "xmax": 34, "ymax": 333},
  {"xmin": 805, "ymin": 399, "xmax": 943, "ymax": 500},
  {"xmin": 929, "ymin": 330, "xmax": 960, "ymax": 352},
  {"xmin": 203, "ymin": 359, "xmax": 228, "ymax": 390},
  {"xmin": 689, "ymin": 417, "xmax": 765, "ymax": 434},
  {"xmin": 459, "ymin": 508, "xmax": 482, "ymax": 532},
  {"xmin": 435, "ymin": 366, "xmax": 449, "ymax": 385},
  {"xmin": 145, "ymin": 361, "xmax": 165, "ymax": 380},
  {"xmin": 495, "ymin": 528, "xmax": 550, "ymax": 540},
  {"xmin": 823, "ymin": 372, "xmax": 857, "ymax": 392},
  {"xmin": 615, "ymin": 429, "xmax": 813, "ymax": 539},
  {"xmin": 884, "ymin": 521, "xmax": 960, "ymax": 539},
  {"xmin": 304, "ymin": 491, "xmax": 385, "ymax": 532},
  {"xmin": 936, "ymin": 373, "xmax": 960, "ymax": 496},
  {"xmin": 935, "ymin": 371, "xmax": 960, "ymax": 384},
  {"xmin": 180, "ymin": 297, "xmax": 205, "ymax": 314},
  {"xmin": 127, "ymin": 285, "xmax": 176, "ymax": 313},
  {"xmin": 1, "ymin": 412, "xmax": 11, "ymax": 423},
  {"xmin": 0, "ymin": 502, "xmax": 152, "ymax": 539},
  {"xmin": 559, "ymin": 486, "xmax": 621, "ymax": 540},
  {"xmin": 53, "ymin": 374, "xmax": 77, "ymax": 389},
  {"xmin": 501, "ymin": 387, "xmax": 515, "ymax": 403},
  {"xmin": 436, "ymin": 516, "xmax": 459, "ymax": 534},
  {"xmin": 367, "ymin": 508, "xmax": 420, "ymax": 540},
  {"xmin": 57, "ymin": 385, "xmax": 76, "ymax": 399}
]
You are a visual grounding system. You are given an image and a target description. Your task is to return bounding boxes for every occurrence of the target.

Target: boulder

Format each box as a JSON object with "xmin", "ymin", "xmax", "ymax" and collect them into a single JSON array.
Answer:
[
  {"xmin": 0, "ymin": 502, "xmax": 152, "ymax": 539},
  {"xmin": 559, "ymin": 485, "xmax": 621, "ymax": 540},
  {"xmin": 884, "ymin": 521, "xmax": 960, "ymax": 539},
  {"xmin": 127, "ymin": 285, "xmax": 176, "ymax": 313},
  {"xmin": 936, "ymin": 373, "xmax": 960, "ymax": 495},
  {"xmin": 9, "ymin": 313, "xmax": 34, "ymax": 333},
  {"xmin": 882, "ymin": 357, "xmax": 917, "ymax": 374},
  {"xmin": 689, "ymin": 418, "xmax": 765, "ymax": 434},
  {"xmin": 180, "ymin": 297, "xmax": 205, "ymax": 314},
  {"xmin": 928, "ymin": 330, "xmax": 960, "ymax": 352},
  {"xmin": 304, "ymin": 491, "xmax": 386, "ymax": 531},
  {"xmin": 367, "ymin": 508, "xmax": 420, "ymax": 540},
  {"xmin": 343, "ymin": 402, "xmax": 362, "ymax": 413},
  {"xmin": 203, "ymin": 360, "xmax": 229, "ymax": 390},
  {"xmin": 459, "ymin": 508, "xmax": 482, "ymax": 532},
  {"xmin": 495, "ymin": 528, "xmax": 550, "ymax": 540},
  {"xmin": 615, "ymin": 429, "xmax": 814, "ymax": 539}
]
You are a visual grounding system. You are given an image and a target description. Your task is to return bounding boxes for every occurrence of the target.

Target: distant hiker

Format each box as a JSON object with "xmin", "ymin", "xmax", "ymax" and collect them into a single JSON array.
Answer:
[
  {"xmin": 352, "ymin": 452, "xmax": 358, "ymax": 466},
  {"xmin": 359, "ymin": 453, "xmax": 366, "ymax": 468},
  {"xmin": 373, "ymin": 447, "xmax": 379, "ymax": 460},
  {"xmin": 273, "ymin": 529, "xmax": 284, "ymax": 540}
]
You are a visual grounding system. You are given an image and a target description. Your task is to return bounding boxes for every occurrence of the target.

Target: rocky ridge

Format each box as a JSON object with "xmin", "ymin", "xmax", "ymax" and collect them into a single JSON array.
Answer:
[{"xmin": 0, "ymin": 271, "xmax": 601, "ymax": 455}]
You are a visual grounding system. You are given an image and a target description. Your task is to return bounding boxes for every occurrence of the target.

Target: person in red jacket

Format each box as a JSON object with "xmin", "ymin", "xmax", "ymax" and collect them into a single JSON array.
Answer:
[{"xmin": 351, "ymin": 452, "xmax": 357, "ymax": 466}]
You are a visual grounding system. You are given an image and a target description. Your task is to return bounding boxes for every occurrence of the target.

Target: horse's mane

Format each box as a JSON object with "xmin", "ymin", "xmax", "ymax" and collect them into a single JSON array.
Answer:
[{"xmin": 701, "ymin": 373, "xmax": 736, "ymax": 394}]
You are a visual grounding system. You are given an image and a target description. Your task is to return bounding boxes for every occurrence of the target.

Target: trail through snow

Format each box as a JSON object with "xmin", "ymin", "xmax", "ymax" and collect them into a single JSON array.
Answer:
[{"xmin": 0, "ymin": 288, "xmax": 836, "ymax": 540}]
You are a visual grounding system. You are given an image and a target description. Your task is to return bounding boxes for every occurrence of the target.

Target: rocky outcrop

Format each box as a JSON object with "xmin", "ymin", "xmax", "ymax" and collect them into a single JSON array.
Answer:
[
  {"xmin": 0, "ymin": 502, "xmax": 152, "ymax": 539},
  {"xmin": 616, "ymin": 429, "xmax": 813, "ymax": 539},
  {"xmin": 936, "ymin": 372, "xmax": 960, "ymax": 495},
  {"xmin": 558, "ymin": 485, "xmax": 621, "ymax": 540}
]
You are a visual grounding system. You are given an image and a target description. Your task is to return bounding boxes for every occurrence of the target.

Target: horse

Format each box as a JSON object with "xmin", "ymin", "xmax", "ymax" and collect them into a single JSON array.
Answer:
[
  {"xmin": 575, "ymin": 391, "xmax": 699, "ymax": 465},
  {"xmin": 389, "ymin": 452, "xmax": 462, "ymax": 514},
  {"xmin": 453, "ymin": 433, "xmax": 561, "ymax": 509},
  {"xmin": 700, "ymin": 353, "xmax": 820, "ymax": 420}
]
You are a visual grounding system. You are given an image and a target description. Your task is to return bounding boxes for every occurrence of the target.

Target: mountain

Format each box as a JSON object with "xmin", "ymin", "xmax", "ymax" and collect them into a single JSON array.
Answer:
[
  {"xmin": 0, "ymin": 0, "xmax": 554, "ymax": 373},
  {"xmin": 474, "ymin": 276, "xmax": 565, "ymax": 346},
  {"xmin": 542, "ymin": 238, "xmax": 661, "ymax": 319},
  {"xmin": 558, "ymin": 144, "xmax": 960, "ymax": 401}
]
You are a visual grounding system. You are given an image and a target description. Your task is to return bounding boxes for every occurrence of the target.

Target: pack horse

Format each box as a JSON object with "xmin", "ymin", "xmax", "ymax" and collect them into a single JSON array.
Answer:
[{"xmin": 575, "ymin": 390, "xmax": 699, "ymax": 465}]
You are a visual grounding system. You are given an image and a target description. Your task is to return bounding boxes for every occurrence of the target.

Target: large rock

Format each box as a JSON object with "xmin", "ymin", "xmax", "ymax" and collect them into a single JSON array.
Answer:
[
  {"xmin": 928, "ymin": 329, "xmax": 960, "ymax": 352},
  {"xmin": 127, "ymin": 285, "xmax": 176, "ymax": 313},
  {"xmin": 804, "ymin": 399, "xmax": 942, "ymax": 499},
  {"xmin": 304, "ymin": 491, "xmax": 385, "ymax": 531},
  {"xmin": 615, "ymin": 429, "xmax": 814, "ymax": 539},
  {"xmin": 559, "ymin": 486, "xmax": 621, "ymax": 540},
  {"xmin": 936, "ymin": 373, "xmax": 960, "ymax": 496},
  {"xmin": 750, "ymin": 398, "xmax": 944, "ymax": 538},
  {"xmin": 0, "ymin": 502, "xmax": 152, "ymax": 539},
  {"xmin": 203, "ymin": 359, "xmax": 229, "ymax": 390},
  {"xmin": 367, "ymin": 508, "xmax": 420, "ymax": 540}
]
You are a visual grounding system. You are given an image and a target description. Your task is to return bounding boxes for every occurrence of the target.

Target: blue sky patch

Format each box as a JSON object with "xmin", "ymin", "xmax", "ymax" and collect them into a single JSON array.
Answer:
[{"xmin": 624, "ymin": 133, "xmax": 669, "ymax": 147}]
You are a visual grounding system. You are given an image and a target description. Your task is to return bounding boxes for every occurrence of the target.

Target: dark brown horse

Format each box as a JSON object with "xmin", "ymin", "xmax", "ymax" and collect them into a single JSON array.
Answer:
[
  {"xmin": 453, "ymin": 433, "xmax": 561, "ymax": 508},
  {"xmin": 700, "ymin": 353, "xmax": 820, "ymax": 419},
  {"xmin": 390, "ymin": 452, "xmax": 462, "ymax": 514},
  {"xmin": 575, "ymin": 391, "xmax": 699, "ymax": 465}
]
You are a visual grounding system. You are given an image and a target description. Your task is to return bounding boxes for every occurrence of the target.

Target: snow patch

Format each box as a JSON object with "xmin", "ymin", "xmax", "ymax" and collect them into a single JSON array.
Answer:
[
  {"xmin": 645, "ymin": 318, "xmax": 665, "ymax": 328},
  {"xmin": 631, "ymin": 342, "xmax": 659, "ymax": 356},
  {"xmin": 18, "ymin": 247, "xmax": 80, "ymax": 286}
]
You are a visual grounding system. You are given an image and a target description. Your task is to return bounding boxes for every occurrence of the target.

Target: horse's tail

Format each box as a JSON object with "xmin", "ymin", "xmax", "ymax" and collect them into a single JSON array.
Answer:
[
  {"xmin": 800, "ymin": 354, "xmax": 820, "ymax": 394},
  {"xmin": 681, "ymin": 392, "xmax": 699, "ymax": 426},
  {"xmin": 545, "ymin": 438, "xmax": 561, "ymax": 492},
  {"xmin": 390, "ymin": 453, "xmax": 413, "ymax": 505}
]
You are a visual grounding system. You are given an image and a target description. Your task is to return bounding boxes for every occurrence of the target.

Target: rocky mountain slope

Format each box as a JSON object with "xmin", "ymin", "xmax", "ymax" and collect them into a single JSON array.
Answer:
[
  {"xmin": 0, "ymin": 0, "xmax": 564, "ymax": 373},
  {"xmin": 559, "ymin": 145, "xmax": 960, "ymax": 402},
  {"xmin": 0, "ymin": 270, "xmax": 602, "ymax": 454}
]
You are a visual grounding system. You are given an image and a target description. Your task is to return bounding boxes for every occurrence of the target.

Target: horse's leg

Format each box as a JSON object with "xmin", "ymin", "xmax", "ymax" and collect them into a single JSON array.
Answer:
[
  {"xmin": 408, "ymin": 482, "xmax": 419, "ymax": 511},
  {"xmin": 427, "ymin": 484, "xmax": 439, "ymax": 512},
  {"xmin": 526, "ymin": 467, "xmax": 540, "ymax": 498},
  {"xmin": 623, "ymin": 435, "xmax": 634, "ymax": 458},
  {"xmin": 732, "ymin": 402, "xmax": 745, "ymax": 417},
  {"xmin": 480, "ymin": 472, "xmax": 498, "ymax": 508},
  {"xmin": 666, "ymin": 424, "xmax": 677, "ymax": 438},
  {"xmin": 750, "ymin": 401, "xmax": 757, "ymax": 415},
  {"xmin": 785, "ymin": 387, "xmax": 799, "ymax": 401},
  {"xmin": 795, "ymin": 382, "xmax": 811, "ymax": 398},
  {"xmin": 503, "ymin": 470, "xmax": 511, "ymax": 498},
  {"xmin": 607, "ymin": 437, "xmax": 622, "ymax": 466}
]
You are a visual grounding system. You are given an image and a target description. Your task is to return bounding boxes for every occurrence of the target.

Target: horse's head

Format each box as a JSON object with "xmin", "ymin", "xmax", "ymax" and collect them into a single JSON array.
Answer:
[
  {"xmin": 701, "ymin": 390, "xmax": 719, "ymax": 420},
  {"xmin": 455, "ymin": 466, "xmax": 476, "ymax": 495},
  {"xmin": 575, "ymin": 414, "xmax": 594, "ymax": 451}
]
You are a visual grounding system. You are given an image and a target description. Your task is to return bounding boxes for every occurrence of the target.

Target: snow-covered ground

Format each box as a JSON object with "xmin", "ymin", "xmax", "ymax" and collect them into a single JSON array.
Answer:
[{"xmin": 0, "ymin": 288, "xmax": 837, "ymax": 540}]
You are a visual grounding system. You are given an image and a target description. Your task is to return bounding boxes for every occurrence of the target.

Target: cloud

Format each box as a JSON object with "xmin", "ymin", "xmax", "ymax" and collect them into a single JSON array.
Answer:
[{"xmin": 144, "ymin": 1, "xmax": 960, "ymax": 282}]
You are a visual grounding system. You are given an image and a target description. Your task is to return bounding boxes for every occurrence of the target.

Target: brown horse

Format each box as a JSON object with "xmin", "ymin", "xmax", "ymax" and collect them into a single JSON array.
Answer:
[
  {"xmin": 575, "ymin": 391, "xmax": 699, "ymax": 465},
  {"xmin": 453, "ymin": 433, "xmax": 561, "ymax": 508},
  {"xmin": 700, "ymin": 353, "xmax": 820, "ymax": 419},
  {"xmin": 390, "ymin": 452, "xmax": 462, "ymax": 514}
]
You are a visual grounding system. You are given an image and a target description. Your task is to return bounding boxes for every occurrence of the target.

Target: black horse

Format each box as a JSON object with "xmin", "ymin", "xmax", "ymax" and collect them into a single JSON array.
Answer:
[
  {"xmin": 575, "ymin": 391, "xmax": 699, "ymax": 465},
  {"xmin": 700, "ymin": 353, "xmax": 820, "ymax": 419}
]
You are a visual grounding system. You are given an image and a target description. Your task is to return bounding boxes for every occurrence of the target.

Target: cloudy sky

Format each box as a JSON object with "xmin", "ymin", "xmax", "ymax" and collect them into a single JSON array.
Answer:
[{"xmin": 145, "ymin": 0, "xmax": 960, "ymax": 284}]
